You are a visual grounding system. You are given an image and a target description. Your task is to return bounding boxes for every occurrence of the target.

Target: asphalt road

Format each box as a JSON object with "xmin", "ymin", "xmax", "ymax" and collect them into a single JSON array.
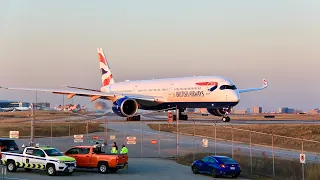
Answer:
[{"xmin": 1, "ymin": 158, "xmax": 249, "ymax": 180}]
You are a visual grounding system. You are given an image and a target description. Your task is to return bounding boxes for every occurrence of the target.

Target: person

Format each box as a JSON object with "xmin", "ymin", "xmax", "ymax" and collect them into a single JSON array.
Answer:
[
  {"xmin": 111, "ymin": 142, "xmax": 118, "ymax": 154},
  {"xmin": 120, "ymin": 144, "xmax": 128, "ymax": 154}
]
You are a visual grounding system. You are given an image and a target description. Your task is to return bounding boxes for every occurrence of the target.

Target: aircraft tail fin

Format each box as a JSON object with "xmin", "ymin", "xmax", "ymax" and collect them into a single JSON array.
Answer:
[{"xmin": 97, "ymin": 48, "xmax": 115, "ymax": 86}]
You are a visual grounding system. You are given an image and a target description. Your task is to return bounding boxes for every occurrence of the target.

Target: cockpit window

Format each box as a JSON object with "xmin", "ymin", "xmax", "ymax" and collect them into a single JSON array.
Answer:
[{"xmin": 220, "ymin": 85, "xmax": 237, "ymax": 90}]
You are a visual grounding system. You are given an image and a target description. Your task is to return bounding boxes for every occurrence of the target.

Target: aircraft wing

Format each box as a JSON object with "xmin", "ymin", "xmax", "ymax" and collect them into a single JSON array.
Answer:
[
  {"xmin": 0, "ymin": 86, "xmax": 165, "ymax": 103},
  {"xmin": 238, "ymin": 79, "xmax": 268, "ymax": 93}
]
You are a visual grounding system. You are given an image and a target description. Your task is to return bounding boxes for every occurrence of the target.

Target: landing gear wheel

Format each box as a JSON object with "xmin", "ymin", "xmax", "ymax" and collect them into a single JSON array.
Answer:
[
  {"xmin": 222, "ymin": 116, "xmax": 230, "ymax": 122},
  {"xmin": 180, "ymin": 114, "xmax": 188, "ymax": 120}
]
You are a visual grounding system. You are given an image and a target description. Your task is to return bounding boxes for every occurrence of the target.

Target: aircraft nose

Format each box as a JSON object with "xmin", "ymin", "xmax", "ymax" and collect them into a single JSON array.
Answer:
[{"xmin": 228, "ymin": 91, "xmax": 240, "ymax": 102}]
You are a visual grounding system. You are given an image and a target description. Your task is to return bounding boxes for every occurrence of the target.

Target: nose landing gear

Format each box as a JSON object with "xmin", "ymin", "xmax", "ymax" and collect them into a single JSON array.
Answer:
[{"xmin": 221, "ymin": 107, "xmax": 231, "ymax": 122}]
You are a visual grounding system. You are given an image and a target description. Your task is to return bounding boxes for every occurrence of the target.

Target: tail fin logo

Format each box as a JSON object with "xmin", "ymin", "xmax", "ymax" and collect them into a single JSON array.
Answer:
[{"xmin": 97, "ymin": 48, "xmax": 115, "ymax": 86}]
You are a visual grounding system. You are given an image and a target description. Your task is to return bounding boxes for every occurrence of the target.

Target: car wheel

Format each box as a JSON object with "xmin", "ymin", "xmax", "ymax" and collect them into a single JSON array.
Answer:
[
  {"xmin": 6, "ymin": 161, "xmax": 17, "ymax": 172},
  {"xmin": 98, "ymin": 162, "xmax": 109, "ymax": 174},
  {"xmin": 211, "ymin": 169, "xmax": 219, "ymax": 178},
  {"xmin": 192, "ymin": 165, "xmax": 199, "ymax": 174},
  {"xmin": 47, "ymin": 164, "xmax": 56, "ymax": 176}
]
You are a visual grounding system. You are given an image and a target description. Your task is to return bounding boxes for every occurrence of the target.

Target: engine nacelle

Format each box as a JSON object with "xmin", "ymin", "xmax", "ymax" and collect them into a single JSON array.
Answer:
[
  {"xmin": 207, "ymin": 108, "xmax": 228, "ymax": 117},
  {"xmin": 112, "ymin": 97, "xmax": 139, "ymax": 117}
]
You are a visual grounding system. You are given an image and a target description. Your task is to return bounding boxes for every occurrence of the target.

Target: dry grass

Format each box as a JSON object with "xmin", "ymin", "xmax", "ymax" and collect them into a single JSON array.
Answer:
[
  {"xmin": 148, "ymin": 124, "xmax": 320, "ymax": 152},
  {"xmin": 0, "ymin": 110, "xmax": 89, "ymax": 123},
  {"xmin": 177, "ymin": 152, "xmax": 320, "ymax": 180},
  {"xmin": 0, "ymin": 122, "xmax": 105, "ymax": 138},
  {"xmin": 188, "ymin": 113, "xmax": 320, "ymax": 120}
]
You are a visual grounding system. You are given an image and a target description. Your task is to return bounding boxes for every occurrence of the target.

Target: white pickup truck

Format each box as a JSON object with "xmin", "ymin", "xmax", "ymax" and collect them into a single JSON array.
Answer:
[{"xmin": 1, "ymin": 145, "xmax": 76, "ymax": 176}]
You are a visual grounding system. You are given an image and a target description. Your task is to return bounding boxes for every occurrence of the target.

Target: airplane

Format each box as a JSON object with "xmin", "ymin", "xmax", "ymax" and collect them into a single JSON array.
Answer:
[{"xmin": 0, "ymin": 48, "xmax": 268, "ymax": 122}]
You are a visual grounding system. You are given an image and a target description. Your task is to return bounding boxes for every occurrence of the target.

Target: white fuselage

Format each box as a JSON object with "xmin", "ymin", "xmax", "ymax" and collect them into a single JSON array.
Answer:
[{"xmin": 100, "ymin": 76, "xmax": 240, "ymax": 109}]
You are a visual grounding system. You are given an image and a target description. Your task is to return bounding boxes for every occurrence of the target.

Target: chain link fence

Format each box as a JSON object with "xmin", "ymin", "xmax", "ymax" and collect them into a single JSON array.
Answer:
[{"xmin": 1, "ymin": 110, "xmax": 320, "ymax": 179}]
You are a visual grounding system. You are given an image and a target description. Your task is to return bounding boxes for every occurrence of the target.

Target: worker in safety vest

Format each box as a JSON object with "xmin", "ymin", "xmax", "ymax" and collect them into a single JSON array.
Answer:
[
  {"xmin": 120, "ymin": 144, "xmax": 128, "ymax": 154},
  {"xmin": 111, "ymin": 142, "xmax": 118, "ymax": 154}
]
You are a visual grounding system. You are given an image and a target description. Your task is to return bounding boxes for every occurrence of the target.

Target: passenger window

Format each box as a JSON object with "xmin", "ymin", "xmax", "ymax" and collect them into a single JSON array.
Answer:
[
  {"xmin": 201, "ymin": 157, "xmax": 210, "ymax": 162},
  {"xmin": 66, "ymin": 148, "xmax": 78, "ymax": 155},
  {"xmin": 33, "ymin": 149, "xmax": 45, "ymax": 157},
  {"xmin": 25, "ymin": 148, "xmax": 34, "ymax": 155},
  {"xmin": 78, "ymin": 148, "xmax": 90, "ymax": 154},
  {"xmin": 208, "ymin": 158, "xmax": 217, "ymax": 163}
]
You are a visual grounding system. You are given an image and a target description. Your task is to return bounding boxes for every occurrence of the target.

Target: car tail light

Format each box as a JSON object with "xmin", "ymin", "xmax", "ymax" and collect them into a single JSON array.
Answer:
[
  {"xmin": 220, "ymin": 164, "xmax": 225, "ymax": 168},
  {"xmin": 116, "ymin": 157, "xmax": 119, "ymax": 163}
]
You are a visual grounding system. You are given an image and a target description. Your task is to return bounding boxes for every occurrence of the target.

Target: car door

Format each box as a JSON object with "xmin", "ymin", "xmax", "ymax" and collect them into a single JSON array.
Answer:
[
  {"xmin": 198, "ymin": 157, "xmax": 210, "ymax": 172},
  {"xmin": 65, "ymin": 148, "xmax": 81, "ymax": 165},
  {"xmin": 77, "ymin": 147, "xmax": 91, "ymax": 167},
  {"xmin": 32, "ymin": 149, "xmax": 47, "ymax": 166}
]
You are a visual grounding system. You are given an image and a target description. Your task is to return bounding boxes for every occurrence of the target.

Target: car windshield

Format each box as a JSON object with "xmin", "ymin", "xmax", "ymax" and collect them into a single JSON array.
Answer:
[
  {"xmin": 44, "ymin": 148, "xmax": 63, "ymax": 156},
  {"xmin": 216, "ymin": 157, "xmax": 237, "ymax": 164}
]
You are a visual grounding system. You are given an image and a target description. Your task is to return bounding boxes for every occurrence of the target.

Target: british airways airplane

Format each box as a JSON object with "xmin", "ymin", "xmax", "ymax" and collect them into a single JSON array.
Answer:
[{"xmin": 1, "ymin": 48, "xmax": 268, "ymax": 122}]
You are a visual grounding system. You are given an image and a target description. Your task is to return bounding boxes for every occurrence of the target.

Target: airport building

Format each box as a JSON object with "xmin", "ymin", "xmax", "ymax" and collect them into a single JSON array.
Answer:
[
  {"xmin": 231, "ymin": 109, "xmax": 248, "ymax": 114},
  {"xmin": 278, "ymin": 107, "xmax": 295, "ymax": 114},
  {"xmin": 34, "ymin": 102, "xmax": 51, "ymax": 110},
  {"xmin": 252, "ymin": 106, "xmax": 262, "ymax": 114},
  {"xmin": 309, "ymin": 108, "xmax": 320, "ymax": 115},
  {"xmin": 0, "ymin": 100, "xmax": 30, "ymax": 108}
]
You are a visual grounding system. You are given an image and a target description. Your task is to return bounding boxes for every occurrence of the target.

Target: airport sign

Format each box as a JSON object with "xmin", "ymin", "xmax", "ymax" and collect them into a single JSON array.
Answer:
[
  {"xmin": 74, "ymin": 134, "xmax": 84, "ymax": 143},
  {"xmin": 126, "ymin": 136, "xmax": 136, "ymax": 144},
  {"xmin": 9, "ymin": 131, "xmax": 19, "ymax": 139},
  {"xmin": 300, "ymin": 154, "xmax": 306, "ymax": 164}
]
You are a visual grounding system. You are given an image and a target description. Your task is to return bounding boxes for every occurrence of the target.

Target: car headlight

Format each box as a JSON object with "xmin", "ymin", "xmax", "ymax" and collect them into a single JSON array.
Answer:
[{"xmin": 57, "ymin": 160, "xmax": 64, "ymax": 164}]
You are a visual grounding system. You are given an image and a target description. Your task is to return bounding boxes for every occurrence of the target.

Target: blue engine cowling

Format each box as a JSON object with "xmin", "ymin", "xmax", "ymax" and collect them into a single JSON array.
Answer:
[
  {"xmin": 112, "ymin": 97, "xmax": 139, "ymax": 117},
  {"xmin": 207, "ymin": 108, "xmax": 227, "ymax": 116}
]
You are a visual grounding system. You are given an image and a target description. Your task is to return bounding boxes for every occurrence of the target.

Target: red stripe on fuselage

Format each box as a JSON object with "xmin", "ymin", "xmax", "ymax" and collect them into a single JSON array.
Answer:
[
  {"xmin": 195, "ymin": 82, "xmax": 218, "ymax": 86},
  {"xmin": 98, "ymin": 53, "xmax": 106, "ymax": 65},
  {"xmin": 103, "ymin": 74, "xmax": 113, "ymax": 86}
]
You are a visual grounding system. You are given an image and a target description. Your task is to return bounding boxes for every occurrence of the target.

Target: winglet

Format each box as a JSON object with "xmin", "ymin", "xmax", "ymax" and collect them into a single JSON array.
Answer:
[{"xmin": 262, "ymin": 79, "xmax": 268, "ymax": 89}]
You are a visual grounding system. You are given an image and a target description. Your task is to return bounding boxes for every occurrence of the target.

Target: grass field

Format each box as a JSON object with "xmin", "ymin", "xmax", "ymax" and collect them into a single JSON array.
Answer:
[
  {"xmin": 177, "ymin": 152, "xmax": 320, "ymax": 180},
  {"xmin": 188, "ymin": 113, "xmax": 320, "ymax": 120},
  {"xmin": 148, "ymin": 124, "xmax": 320, "ymax": 152},
  {"xmin": 0, "ymin": 122, "xmax": 105, "ymax": 138},
  {"xmin": 0, "ymin": 110, "xmax": 89, "ymax": 123}
]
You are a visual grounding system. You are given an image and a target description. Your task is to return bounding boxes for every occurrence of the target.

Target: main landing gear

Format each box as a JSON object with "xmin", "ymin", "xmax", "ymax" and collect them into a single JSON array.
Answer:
[
  {"xmin": 126, "ymin": 115, "xmax": 141, "ymax": 121},
  {"xmin": 172, "ymin": 109, "xmax": 188, "ymax": 121}
]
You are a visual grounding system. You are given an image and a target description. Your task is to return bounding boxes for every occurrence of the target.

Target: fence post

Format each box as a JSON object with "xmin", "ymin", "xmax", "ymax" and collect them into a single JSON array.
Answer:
[
  {"xmin": 302, "ymin": 141, "xmax": 305, "ymax": 180},
  {"xmin": 50, "ymin": 119, "xmax": 53, "ymax": 145},
  {"xmin": 158, "ymin": 123, "xmax": 160, "ymax": 157},
  {"xmin": 140, "ymin": 120, "xmax": 143, "ymax": 158},
  {"xmin": 250, "ymin": 131, "xmax": 252, "ymax": 174},
  {"xmin": 193, "ymin": 120, "xmax": 195, "ymax": 161},
  {"xmin": 232, "ymin": 128, "xmax": 234, "ymax": 159},
  {"xmin": 68, "ymin": 114, "xmax": 71, "ymax": 136},
  {"xmin": 176, "ymin": 107, "xmax": 179, "ymax": 159},
  {"xmin": 86, "ymin": 121, "xmax": 88, "ymax": 137},
  {"xmin": 272, "ymin": 134, "xmax": 275, "ymax": 178},
  {"xmin": 214, "ymin": 123, "xmax": 217, "ymax": 155}
]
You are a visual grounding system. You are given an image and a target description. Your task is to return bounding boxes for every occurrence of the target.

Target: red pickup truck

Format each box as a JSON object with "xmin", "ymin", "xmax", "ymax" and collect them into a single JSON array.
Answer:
[{"xmin": 63, "ymin": 145, "xmax": 128, "ymax": 174}]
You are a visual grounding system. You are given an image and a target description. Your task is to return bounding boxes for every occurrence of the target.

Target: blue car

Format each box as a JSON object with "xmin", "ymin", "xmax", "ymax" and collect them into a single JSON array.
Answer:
[{"xmin": 191, "ymin": 155, "xmax": 241, "ymax": 178}]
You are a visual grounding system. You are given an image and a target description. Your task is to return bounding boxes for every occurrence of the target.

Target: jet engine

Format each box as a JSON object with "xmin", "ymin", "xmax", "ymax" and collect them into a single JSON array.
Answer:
[
  {"xmin": 207, "ymin": 108, "xmax": 228, "ymax": 117},
  {"xmin": 112, "ymin": 97, "xmax": 139, "ymax": 117}
]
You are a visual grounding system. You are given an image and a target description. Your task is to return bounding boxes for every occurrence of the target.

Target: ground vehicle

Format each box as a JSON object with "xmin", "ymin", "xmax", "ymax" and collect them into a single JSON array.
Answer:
[
  {"xmin": 64, "ymin": 145, "xmax": 128, "ymax": 174},
  {"xmin": 0, "ymin": 138, "xmax": 19, "ymax": 159},
  {"xmin": 1, "ymin": 145, "xmax": 76, "ymax": 176},
  {"xmin": 191, "ymin": 155, "xmax": 241, "ymax": 178}
]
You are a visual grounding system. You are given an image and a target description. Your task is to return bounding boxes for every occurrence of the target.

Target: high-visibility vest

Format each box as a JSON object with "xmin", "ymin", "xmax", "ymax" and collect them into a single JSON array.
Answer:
[
  {"xmin": 120, "ymin": 147, "xmax": 128, "ymax": 154},
  {"xmin": 111, "ymin": 147, "xmax": 118, "ymax": 154}
]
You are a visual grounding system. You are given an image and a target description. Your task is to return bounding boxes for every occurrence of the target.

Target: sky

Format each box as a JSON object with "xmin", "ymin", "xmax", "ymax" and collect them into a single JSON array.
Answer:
[{"xmin": 0, "ymin": 0, "xmax": 319, "ymax": 112}]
